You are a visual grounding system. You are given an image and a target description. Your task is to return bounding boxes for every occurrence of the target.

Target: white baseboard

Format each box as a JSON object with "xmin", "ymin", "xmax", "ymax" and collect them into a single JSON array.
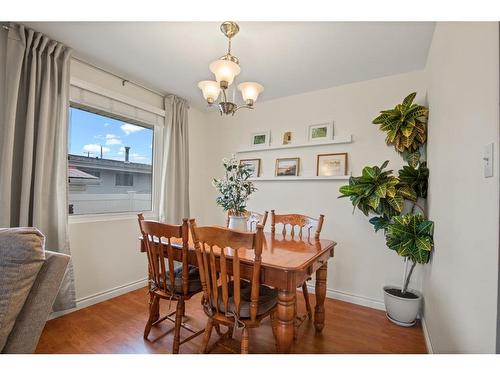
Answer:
[
  {"xmin": 421, "ymin": 316, "xmax": 434, "ymax": 354},
  {"xmin": 305, "ymin": 283, "xmax": 386, "ymax": 311},
  {"xmin": 49, "ymin": 277, "xmax": 148, "ymax": 320}
]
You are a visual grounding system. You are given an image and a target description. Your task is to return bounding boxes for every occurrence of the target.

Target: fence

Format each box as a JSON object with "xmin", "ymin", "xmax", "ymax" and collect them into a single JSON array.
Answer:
[{"xmin": 69, "ymin": 192, "xmax": 151, "ymax": 215}]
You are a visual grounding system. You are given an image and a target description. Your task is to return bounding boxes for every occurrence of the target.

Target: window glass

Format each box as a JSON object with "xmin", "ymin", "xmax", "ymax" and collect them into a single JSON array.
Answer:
[{"xmin": 68, "ymin": 106, "xmax": 153, "ymax": 215}]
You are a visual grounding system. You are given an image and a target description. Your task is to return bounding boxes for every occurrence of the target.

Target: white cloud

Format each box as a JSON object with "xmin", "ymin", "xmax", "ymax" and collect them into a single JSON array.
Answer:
[
  {"xmin": 105, "ymin": 134, "xmax": 122, "ymax": 145},
  {"xmin": 83, "ymin": 144, "xmax": 110, "ymax": 155},
  {"xmin": 120, "ymin": 123, "xmax": 145, "ymax": 135},
  {"xmin": 130, "ymin": 152, "xmax": 149, "ymax": 163}
]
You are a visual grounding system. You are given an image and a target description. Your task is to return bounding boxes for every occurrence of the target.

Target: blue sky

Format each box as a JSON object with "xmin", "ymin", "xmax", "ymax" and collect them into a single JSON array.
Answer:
[{"xmin": 68, "ymin": 107, "xmax": 153, "ymax": 165}]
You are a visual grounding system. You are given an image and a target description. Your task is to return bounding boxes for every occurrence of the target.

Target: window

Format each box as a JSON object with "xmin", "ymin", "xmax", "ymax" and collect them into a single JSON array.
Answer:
[
  {"xmin": 68, "ymin": 106, "xmax": 154, "ymax": 215},
  {"xmin": 115, "ymin": 173, "xmax": 134, "ymax": 186}
]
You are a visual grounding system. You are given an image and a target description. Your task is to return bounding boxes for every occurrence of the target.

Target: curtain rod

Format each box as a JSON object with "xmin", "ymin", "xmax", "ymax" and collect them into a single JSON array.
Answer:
[
  {"xmin": 71, "ymin": 56, "xmax": 167, "ymax": 98},
  {"xmin": 1, "ymin": 23, "xmax": 167, "ymax": 99}
]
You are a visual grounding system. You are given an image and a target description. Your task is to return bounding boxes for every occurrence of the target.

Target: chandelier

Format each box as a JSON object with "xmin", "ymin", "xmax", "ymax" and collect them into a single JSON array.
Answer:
[{"xmin": 197, "ymin": 21, "xmax": 264, "ymax": 116}]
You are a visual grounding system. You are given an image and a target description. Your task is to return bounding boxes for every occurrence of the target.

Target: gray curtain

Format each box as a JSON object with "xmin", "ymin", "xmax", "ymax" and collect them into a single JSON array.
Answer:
[
  {"xmin": 0, "ymin": 24, "xmax": 75, "ymax": 311},
  {"xmin": 159, "ymin": 94, "xmax": 190, "ymax": 223}
]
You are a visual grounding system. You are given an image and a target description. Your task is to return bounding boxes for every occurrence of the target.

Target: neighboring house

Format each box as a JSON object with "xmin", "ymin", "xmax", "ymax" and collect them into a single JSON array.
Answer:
[{"xmin": 68, "ymin": 151, "xmax": 152, "ymax": 214}]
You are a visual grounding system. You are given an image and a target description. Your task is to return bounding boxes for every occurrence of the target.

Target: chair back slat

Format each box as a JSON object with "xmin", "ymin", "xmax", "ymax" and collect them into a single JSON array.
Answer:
[
  {"xmin": 138, "ymin": 216, "xmax": 190, "ymax": 296},
  {"xmin": 220, "ymin": 249, "xmax": 229, "ymax": 313},
  {"xmin": 232, "ymin": 248, "xmax": 241, "ymax": 316},
  {"xmin": 271, "ymin": 210, "xmax": 325, "ymax": 240},
  {"xmin": 190, "ymin": 220, "xmax": 264, "ymax": 322}
]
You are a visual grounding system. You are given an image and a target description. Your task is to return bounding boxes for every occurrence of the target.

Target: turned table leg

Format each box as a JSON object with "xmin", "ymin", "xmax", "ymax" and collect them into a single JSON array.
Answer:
[
  {"xmin": 277, "ymin": 289, "xmax": 295, "ymax": 353},
  {"xmin": 314, "ymin": 262, "xmax": 328, "ymax": 333}
]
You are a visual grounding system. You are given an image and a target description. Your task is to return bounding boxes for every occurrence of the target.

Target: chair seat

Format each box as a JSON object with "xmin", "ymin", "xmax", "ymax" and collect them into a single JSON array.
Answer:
[
  {"xmin": 163, "ymin": 264, "xmax": 202, "ymax": 294},
  {"xmin": 217, "ymin": 280, "xmax": 278, "ymax": 318}
]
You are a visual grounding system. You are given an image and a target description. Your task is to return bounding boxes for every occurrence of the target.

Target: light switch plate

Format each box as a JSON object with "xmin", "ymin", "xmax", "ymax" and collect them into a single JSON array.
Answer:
[{"xmin": 484, "ymin": 143, "xmax": 494, "ymax": 178}]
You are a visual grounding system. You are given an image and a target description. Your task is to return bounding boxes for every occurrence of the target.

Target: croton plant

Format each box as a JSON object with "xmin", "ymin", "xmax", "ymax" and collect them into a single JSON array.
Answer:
[{"xmin": 339, "ymin": 92, "xmax": 434, "ymax": 295}]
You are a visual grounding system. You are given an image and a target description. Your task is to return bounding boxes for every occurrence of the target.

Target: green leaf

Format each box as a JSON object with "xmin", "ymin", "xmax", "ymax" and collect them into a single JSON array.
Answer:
[
  {"xmin": 415, "ymin": 237, "xmax": 432, "ymax": 252},
  {"xmin": 398, "ymin": 185, "xmax": 417, "ymax": 201},
  {"xmin": 387, "ymin": 196, "xmax": 404, "ymax": 213},
  {"xmin": 362, "ymin": 166, "xmax": 376, "ymax": 179},
  {"xmin": 369, "ymin": 215, "xmax": 392, "ymax": 233},
  {"xmin": 402, "ymin": 92, "xmax": 416, "ymax": 108}
]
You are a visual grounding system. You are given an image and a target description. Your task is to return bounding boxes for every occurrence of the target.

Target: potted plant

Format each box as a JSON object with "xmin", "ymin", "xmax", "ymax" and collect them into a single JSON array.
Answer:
[
  {"xmin": 339, "ymin": 92, "xmax": 434, "ymax": 326},
  {"xmin": 213, "ymin": 156, "xmax": 257, "ymax": 231}
]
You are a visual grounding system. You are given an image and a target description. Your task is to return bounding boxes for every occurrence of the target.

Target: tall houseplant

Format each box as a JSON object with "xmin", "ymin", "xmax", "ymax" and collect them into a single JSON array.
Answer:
[
  {"xmin": 339, "ymin": 92, "xmax": 434, "ymax": 326},
  {"xmin": 213, "ymin": 156, "xmax": 257, "ymax": 231}
]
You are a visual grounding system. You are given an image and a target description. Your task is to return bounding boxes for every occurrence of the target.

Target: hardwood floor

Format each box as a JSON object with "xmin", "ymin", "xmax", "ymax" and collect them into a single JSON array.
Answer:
[{"xmin": 36, "ymin": 287, "xmax": 427, "ymax": 354}]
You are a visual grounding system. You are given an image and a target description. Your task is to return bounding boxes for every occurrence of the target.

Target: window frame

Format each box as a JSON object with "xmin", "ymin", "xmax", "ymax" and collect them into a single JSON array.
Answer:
[{"xmin": 67, "ymin": 102, "xmax": 162, "ymax": 223}]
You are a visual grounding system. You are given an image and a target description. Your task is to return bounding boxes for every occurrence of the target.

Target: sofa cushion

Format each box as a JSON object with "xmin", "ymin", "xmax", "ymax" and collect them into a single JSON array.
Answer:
[{"xmin": 0, "ymin": 228, "xmax": 46, "ymax": 351}]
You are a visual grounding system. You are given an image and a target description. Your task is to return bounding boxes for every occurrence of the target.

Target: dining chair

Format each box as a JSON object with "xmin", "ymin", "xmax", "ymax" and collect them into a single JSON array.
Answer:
[
  {"xmin": 137, "ymin": 214, "xmax": 204, "ymax": 354},
  {"xmin": 225, "ymin": 210, "xmax": 269, "ymax": 231},
  {"xmin": 270, "ymin": 210, "xmax": 325, "ymax": 323},
  {"xmin": 189, "ymin": 220, "xmax": 279, "ymax": 354}
]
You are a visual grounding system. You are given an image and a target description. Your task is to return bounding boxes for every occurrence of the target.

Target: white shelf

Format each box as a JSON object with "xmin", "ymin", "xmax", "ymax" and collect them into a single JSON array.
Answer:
[
  {"xmin": 236, "ymin": 135, "xmax": 353, "ymax": 153},
  {"xmin": 249, "ymin": 175, "xmax": 350, "ymax": 181}
]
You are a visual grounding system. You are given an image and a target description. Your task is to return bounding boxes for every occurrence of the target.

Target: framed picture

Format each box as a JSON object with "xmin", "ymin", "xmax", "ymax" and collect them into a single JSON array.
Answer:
[
  {"xmin": 275, "ymin": 158, "xmax": 300, "ymax": 177},
  {"xmin": 308, "ymin": 121, "xmax": 333, "ymax": 142},
  {"xmin": 282, "ymin": 131, "xmax": 292, "ymax": 145},
  {"xmin": 250, "ymin": 130, "xmax": 270, "ymax": 148},
  {"xmin": 240, "ymin": 159, "xmax": 261, "ymax": 178},
  {"xmin": 316, "ymin": 153, "xmax": 348, "ymax": 177}
]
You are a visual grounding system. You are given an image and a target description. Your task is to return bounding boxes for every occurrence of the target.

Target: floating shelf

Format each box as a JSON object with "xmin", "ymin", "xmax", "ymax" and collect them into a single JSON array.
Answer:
[
  {"xmin": 249, "ymin": 175, "xmax": 350, "ymax": 181},
  {"xmin": 236, "ymin": 135, "xmax": 353, "ymax": 154}
]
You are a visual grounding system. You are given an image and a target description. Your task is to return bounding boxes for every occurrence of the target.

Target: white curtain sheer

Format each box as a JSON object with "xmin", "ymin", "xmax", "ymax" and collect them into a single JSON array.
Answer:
[
  {"xmin": 159, "ymin": 94, "xmax": 190, "ymax": 223},
  {"xmin": 0, "ymin": 24, "xmax": 75, "ymax": 311}
]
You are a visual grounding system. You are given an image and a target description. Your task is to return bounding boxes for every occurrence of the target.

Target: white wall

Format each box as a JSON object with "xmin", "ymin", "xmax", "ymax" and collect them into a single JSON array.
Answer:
[
  {"xmin": 189, "ymin": 71, "xmax": 428, "ymax": 308},
  {"xmin": 423, "ymin": 22, "xmax": 499, "ymax": 353}
]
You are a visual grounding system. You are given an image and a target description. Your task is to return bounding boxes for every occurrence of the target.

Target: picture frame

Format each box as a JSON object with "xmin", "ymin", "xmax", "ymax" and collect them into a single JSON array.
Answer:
[
  {"xmin": 316, "ymin": 153, "xmax": 348, "ymax": 177},
  {"xmin": 275, "ymin": 157, "xmax": 300, "ymax": 177},
  {"xmin": 250, "ymin": 130, "xmax": 270, "ymax": 148},
  {"xmin": 240, "ymin": 159, "xmax": 261, "ymax": 178},
  {"xmin": 308, "ymin": 121, "xmax": 333, "ymax": 142}
]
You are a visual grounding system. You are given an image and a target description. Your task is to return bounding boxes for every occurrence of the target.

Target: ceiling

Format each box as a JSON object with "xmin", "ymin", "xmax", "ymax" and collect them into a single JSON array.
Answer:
[{"xmin": 24, "ymin": 22, "xmax": 435, "ymax": 109}]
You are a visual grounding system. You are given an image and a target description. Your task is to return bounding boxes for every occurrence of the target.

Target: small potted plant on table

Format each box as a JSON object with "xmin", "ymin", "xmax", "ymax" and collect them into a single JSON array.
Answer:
[{"xmin": 213, "ymin": 156, "xmax": 257, "ymax": 232}]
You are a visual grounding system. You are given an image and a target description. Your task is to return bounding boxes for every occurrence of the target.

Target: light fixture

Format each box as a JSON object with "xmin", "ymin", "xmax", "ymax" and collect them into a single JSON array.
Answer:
[{"xmin": 198, "ymin": 21, "xmax": 264, "ymax": 116}]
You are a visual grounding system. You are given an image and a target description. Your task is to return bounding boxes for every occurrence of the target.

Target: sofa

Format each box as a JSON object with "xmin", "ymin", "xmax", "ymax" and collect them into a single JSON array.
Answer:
[{"xmin": 0, "ymin": 227, "xmax": 70, "ymax": 353}]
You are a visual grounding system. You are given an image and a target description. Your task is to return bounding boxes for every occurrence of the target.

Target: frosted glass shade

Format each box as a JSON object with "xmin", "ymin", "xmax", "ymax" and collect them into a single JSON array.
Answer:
[
  {"xmin": 237, "ymin": 82, "xmax": 264, "ymax": 103},
  {"xmin": 197, "ymin": 80, "xmax": 220, "ymax": 103},
  {"xmin": 209, "ymin": 59, "xmax": 241, "ymax": 86}
]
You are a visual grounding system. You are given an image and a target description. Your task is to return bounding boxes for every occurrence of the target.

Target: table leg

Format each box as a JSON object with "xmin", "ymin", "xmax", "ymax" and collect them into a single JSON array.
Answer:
[
  {"xmin": 277, "ymin": 289, "xmax": 295, "ymax": 353},
  {"xmin": 314, "ymin": 262, "xmax": 328, "ymax": 333}
]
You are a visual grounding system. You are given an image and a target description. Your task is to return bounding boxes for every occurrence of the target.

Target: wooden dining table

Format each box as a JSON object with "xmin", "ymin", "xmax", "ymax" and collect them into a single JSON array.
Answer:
[{"xmin": 139, "ymin": 231, "xmax": 336, "ymax": 353}]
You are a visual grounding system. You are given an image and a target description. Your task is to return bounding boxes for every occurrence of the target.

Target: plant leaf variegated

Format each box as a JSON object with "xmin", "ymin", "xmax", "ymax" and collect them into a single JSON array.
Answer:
[
  {"xmin": 398, "ymin": 162, "xmax": 429, "ymax": 200},
  {"xmin": 338, "ymin": 161, "xmax": 403, "ymax": 218},
  {"xmin": 385, "ymin": 213, "xmax": 434, "ymax": 264},
  {"xmin": 372, "ymin": 92, "xmax": 428, "ymax": 153},
  {"xmin": 213, "ymin": 156, "xmax": 257, "ymax": 216}
]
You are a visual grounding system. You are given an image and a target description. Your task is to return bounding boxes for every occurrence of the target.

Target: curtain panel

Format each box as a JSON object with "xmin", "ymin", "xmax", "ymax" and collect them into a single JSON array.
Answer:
[
  {"xmin": 159, "ymin": 94, "xmax": 190, "ymax": 223},
  {"xmin": 0, "ymin": 24, "xmax": 75, "ymax": 311}
]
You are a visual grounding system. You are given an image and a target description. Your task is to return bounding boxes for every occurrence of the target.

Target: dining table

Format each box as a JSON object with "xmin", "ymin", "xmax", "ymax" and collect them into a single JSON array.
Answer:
[{"xmin": 139, "ymin": 230, "xmax": 336, "ymax": 353}]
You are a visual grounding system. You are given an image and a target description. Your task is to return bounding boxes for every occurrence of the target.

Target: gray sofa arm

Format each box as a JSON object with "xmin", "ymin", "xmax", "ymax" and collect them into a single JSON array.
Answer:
[{"xmin": 2, "ymin": 251, "xmax": 70, "ymax": 354}]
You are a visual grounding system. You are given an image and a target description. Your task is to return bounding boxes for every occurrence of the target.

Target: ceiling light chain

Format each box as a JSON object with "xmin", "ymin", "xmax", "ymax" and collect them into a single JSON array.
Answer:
[{"xmin": 197, "ymin": 21, "xmax": 264, "ymax": 116}]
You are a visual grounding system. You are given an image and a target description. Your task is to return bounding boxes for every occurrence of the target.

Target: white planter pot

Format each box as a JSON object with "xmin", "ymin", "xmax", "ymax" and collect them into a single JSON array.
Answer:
[
  {"xmin": 383, "ymin": 285, "xmax": 422, "ymax": 327},
  {"xmin": 228, "ymin": 215, "xmax": 248, "ymax": 232}
]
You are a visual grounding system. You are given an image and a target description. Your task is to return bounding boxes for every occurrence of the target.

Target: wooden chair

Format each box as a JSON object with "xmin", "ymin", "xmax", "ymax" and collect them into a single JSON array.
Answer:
[
  {"xmin": 137, "ymin": 214, "xmax": 205, "ymax": 354},
  {"xmin": 189, "ymin": 220, "xmax": 278, "ymax": 354},
  {"xmin": 270, "ymin": 210, "xmax": 325, "ymax": 322},
  {"xmin": 225, "ymin": 210, "xmax": 269, "ymax": 231}
]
